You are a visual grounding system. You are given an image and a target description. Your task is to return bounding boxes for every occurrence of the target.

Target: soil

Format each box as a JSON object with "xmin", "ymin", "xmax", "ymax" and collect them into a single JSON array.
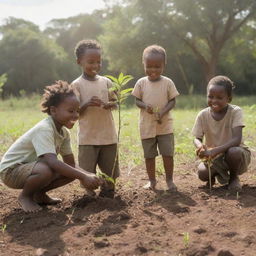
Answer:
[{"xmin": 1, "ymin": 153, "xmax": 256, "ymax": 256}]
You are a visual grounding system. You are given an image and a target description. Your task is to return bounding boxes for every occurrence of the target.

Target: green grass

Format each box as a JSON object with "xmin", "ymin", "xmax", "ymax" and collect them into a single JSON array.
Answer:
[{"xmin": 0, "ymin": 95, "xmax": 255, "ymax": 174}]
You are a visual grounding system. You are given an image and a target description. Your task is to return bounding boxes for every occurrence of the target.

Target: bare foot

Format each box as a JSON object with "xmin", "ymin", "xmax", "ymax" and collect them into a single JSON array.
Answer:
[
  {"xmin": 143, "ymin": 180, "xmax": 156, "ymax": 190},
  {"xmin": 228, "ymin": 177, "xmax": 242, "ymax": 192},
  {"xmin": 166, "ymin": 180, "xmax": 177, "ymax": 192},
  {"xmin": 34, "ymin": 192, "xmax": 62, "ymax": 205},
  {"xmin": 18, "ymin": 194, "xmax": 42, "ymax": 213}
]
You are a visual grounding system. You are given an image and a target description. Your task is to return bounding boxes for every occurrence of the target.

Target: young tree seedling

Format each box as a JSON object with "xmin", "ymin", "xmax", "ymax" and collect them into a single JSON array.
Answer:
[{"xmin": 105, "ymin": 73, "xmax": 133, "ymax": 179}]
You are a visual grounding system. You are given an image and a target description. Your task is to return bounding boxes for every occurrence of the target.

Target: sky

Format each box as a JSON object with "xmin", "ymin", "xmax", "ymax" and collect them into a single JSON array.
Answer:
[{"xmin": 0, "ymin": 0, "xmax": 106, "ymax": 29}]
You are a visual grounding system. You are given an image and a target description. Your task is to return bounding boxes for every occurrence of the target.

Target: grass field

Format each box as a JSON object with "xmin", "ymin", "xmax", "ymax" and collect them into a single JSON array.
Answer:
[
  {"xmin": 0, "ymin": 95, "xmax": 255, "ymax": 173},
  {"xmin": 1, "ymin": 96, "xmax": 256, "ymax": 256}
]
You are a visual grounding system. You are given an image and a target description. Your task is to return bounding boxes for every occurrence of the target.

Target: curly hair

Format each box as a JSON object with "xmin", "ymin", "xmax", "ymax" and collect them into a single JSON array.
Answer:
[
  {"xmin": 74, "ymin": 39, "xmax": 101, "ymax": 59},
  {"xmin": 41, "ymin": 80, "xmax": 75, "ymax": 115},
  {"xmin": 207, "ymin": 75, "xmax": 235, "ymax": 98},
  {"xmin": 142, "ymin": 44, "xmax": 167, "ymax": 64}
]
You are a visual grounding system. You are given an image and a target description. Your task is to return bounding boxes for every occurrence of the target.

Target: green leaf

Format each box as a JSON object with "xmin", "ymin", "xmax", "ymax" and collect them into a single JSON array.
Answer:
[
  {"xmin": 120, "ymin": 88, "xmax": 133, "ymax": 95},
  {"xmin": 105, "ymin": 75, "xmax": 118, "ymax": 84}
]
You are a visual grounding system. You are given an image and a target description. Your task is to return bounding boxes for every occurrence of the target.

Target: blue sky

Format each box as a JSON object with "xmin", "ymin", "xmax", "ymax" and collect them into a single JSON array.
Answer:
[{"xmin": 0, "ymin": 0, "xmax": 105, "ymax": 29}]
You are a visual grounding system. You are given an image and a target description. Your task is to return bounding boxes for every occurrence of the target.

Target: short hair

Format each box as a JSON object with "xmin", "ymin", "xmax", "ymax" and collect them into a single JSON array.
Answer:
[
  {"xmin": 74, "ymin": 39, "xmax": 101, "ymax": 59},
  {"xmin": 41, "ymin": 80, "xmax": 75, "ymax": 115},
  {"xmin": 207, "ymin": 75, "xmax": 235, "ymax": 98},
  {"xmin": 142, "ymin": 44, "xmax": 167, "ymax": 64}
]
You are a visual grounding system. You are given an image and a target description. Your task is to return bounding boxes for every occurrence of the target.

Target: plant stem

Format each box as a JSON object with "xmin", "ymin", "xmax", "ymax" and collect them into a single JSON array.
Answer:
[{"xmin": 207, "ymin": 158, "xmax": 212, "ymax": 192}]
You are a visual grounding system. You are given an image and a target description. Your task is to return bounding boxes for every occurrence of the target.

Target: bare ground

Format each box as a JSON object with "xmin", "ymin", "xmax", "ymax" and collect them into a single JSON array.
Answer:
[{"xmin": 0, "ymin": 153, "xmax": 256, "ymax": 256}]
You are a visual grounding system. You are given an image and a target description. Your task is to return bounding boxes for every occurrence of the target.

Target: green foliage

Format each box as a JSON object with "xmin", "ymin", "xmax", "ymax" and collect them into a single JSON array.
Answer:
[
  {"xmin": 96, "ymin": 170, "xmax": 115, "ymax": 184},
  {"xmin": 0, "ymin": 73, "xmax": 7, "ymax": 97},
  {"xmin": 105, "ymin": 73, "xmax": 133, "ymax": 178},
  {"xmin": 106, "ymin": 73, "xmax": 133, "ymax": 105},
  {"xmin": 182, "ymin": 232, "xmax": 190, "ymax": 248},
  {"xmin": 0, "ymin": 18, "xmax": 73, "ymax": 96}
]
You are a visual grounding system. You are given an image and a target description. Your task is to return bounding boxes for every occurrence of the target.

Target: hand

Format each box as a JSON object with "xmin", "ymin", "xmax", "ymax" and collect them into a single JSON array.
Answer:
[
  {"xmin": 197, "ymin": 146, "xmax": 219, "ymax": 159},
  {"xmin": 88, "ymin": 96, "xmax": 103, "ymax": 107},
  {"xmin": 196, "ymin": 145, "xmax": 207, "ymax": 158},
  {"xmin": 155, "ymin": 112, "xmax": 162, "ymax": 124},
  {"xmin": 102, "ymin": 102, "xmax": 117, "ymax": 110},
  {"xmin": 146, "ymin": 104, "xmax": 154, "ymax": 114},
  {"xmin": 80, "ymin": 173, "xmax": 103, "ymax": 190}
]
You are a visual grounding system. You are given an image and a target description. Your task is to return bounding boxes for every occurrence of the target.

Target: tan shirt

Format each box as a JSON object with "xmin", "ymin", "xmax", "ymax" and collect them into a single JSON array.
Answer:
[
  {"xmin": 0, "ymin": 116, "xmax": 72, "ymax": 172},
  {"xmin": 192, "ymin": 104, "xmax": 245, "ymax": 148},
  {"xmin": 132, "ymin": 76, "xmax": 179, "ymax": 139},
  {"xmin": 71, "ymin": 75, "xmax": 117, "ymax": 145}
]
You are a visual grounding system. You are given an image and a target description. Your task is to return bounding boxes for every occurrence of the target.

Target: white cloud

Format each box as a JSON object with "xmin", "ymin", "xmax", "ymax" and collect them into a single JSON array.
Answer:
[{"xmin": 0, "ymin": 0, "xmax": 105, "ymax": 29}]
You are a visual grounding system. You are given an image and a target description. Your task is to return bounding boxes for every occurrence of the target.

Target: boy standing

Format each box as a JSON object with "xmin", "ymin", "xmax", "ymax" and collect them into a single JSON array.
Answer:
[
  {"xmin": 132, "ymin": 45, "xmax": 179, "ymax": 191},
  {"xmin": 71, "ymin": 39, "xmax": 119, "ymax": 198}
]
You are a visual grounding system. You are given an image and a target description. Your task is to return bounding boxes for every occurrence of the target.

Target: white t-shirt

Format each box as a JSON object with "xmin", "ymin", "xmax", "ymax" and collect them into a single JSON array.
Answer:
[
  {"xmin": 71, "ymin": 75, "xmax": 118, "ymax": 145},
  {"xmin": 0, "ymin": 116, "xmax": 72, "ymax": 172},
  {"xmin": 132, "ymin": 76, "xmax": 179, "ymax": 139},
  {"xmin": 192, "ymin": 104, "xmax": 245, "ymax": 148}
]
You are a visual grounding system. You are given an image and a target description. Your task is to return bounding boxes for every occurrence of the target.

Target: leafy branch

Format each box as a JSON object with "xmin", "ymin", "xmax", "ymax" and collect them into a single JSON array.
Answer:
[{"xmin": 105, "ymin": 73, "xmax": 133, "ymax": 179}]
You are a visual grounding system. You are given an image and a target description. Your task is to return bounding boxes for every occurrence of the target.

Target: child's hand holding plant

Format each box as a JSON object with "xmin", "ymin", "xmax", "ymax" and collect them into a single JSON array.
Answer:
[
  {"xmin": 145, "ymin": 104, "xmax": 154, "ymax": 114},
  {"xmin": 89, "ymin": 96, "xmax": 103, "ymax": 107}
]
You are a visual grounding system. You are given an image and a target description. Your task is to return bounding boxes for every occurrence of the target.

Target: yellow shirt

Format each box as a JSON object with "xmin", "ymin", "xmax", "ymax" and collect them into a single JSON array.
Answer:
[
  {"xmin": 132, "ymin": 76, "xmax": 179, "ymax": 139},
  {"xmin": 72, "ymin": 75, "xmax": 117, "ymax": 145}
]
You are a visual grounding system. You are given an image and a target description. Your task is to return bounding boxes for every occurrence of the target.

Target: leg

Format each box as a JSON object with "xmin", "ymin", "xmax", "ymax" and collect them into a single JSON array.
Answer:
[
  {"xmin": 162, "ymin": 156, "xmax": 177, "ymax": 191},
  {"xmin": 157, "ymin": 134, "xmax": 176, "ymax": 191},
  {"xmin": 225, "ymin": 147, "xmax": 244, "ymax": 191},
  {"xmin": 198, "ymin": 162, "xmax": 216, "ymax": 187},
  {"xmin": 34, "ymin": 175, "xmax": 74, "ymax": 204},
  {"xmin": 142, "ymin": 137, "xmax": 158, "ymax": 190},
  {"xmin": 144, "ymin": 158, "xmax": 157, "ymax": 189},
  {"xmin": 79, "ymin": 145, "xmax": 98, "ymax": 196},
  {"xmin": 19, "ymin": 162, "xmax": 54, "ymax": 212},
  {"xmin": 98, "ymin": 144, "xmax": 119, "ymax": 198}
]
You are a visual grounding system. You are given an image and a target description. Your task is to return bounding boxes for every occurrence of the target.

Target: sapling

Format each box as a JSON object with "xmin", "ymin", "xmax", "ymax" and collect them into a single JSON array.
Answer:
[
  {"xmin": 1, "ymin": 224, "xmax": 7, "ymax": 242},
  {"xmin": 105, "ymin": 73, "xmax": 133, "ymax": 179},
  {"xmin": 182, "ymin": 232, "xmax": 190, "ymax": 248}
]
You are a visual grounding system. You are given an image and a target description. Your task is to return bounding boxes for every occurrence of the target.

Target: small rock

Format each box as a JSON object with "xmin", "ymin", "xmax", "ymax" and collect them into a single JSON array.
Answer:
[
  {"xmin": 218, "ymin": 250, "xmax": 234, "ymax": 256},
  {"xmin": 94, "ymin": 239, "xmax": 110, "ymax": 248},
  {"xmin": 36, "ymin": 248, "xmax": 47, "ymax": 256},
  {"xmin": 193, "ymin": 227, "xmax": 207, "ymax": 234}
]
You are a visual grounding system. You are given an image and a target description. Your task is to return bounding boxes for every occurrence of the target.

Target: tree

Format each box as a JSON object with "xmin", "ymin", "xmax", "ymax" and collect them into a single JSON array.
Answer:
[
  {"xmin": 101, "ymin": 0, "xmax": 256, "ymax": 93},
  {"xmin": 0, "ymin": 18, "xmax": 72, "ymax": 96},
  {"xmin": 166, "ymin": 0, "xmax": 256, "ymax": 88}
]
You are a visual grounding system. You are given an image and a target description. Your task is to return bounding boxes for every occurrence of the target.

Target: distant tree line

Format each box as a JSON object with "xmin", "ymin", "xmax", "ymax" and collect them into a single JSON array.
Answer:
[{"xmin": 0, "ymin": 0, "xmax": 255, "ymax": 97}]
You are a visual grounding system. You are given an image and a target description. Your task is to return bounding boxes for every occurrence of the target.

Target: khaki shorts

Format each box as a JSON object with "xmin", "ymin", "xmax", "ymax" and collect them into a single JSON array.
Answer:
[
  {"xmin": 78, "ymin": 144, "xmax": 120, "ymax": 179},
  {"xmin": 205, "ymin": 147, "xmax": 251, "ymax": 184},
  {"xmin": 142, "ymin": 133, "xmax": 174, "ymax": 159},
  {"xmin": 0, "ymin": 162, "xmax": 37, "ymax": 189}
]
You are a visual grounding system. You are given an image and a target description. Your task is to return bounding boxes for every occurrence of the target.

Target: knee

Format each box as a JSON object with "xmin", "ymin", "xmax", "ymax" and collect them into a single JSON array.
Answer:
[
  {"xmin": 198, "ymin": 163, "xmax": 208, "ymax": 181},
  {"xmin": 34, "ymin": 162, "xmax": 54, "ymax": 181},
  {"xmin": 226, "ymin": 147, "xmax": 242, "ymax": 161}
]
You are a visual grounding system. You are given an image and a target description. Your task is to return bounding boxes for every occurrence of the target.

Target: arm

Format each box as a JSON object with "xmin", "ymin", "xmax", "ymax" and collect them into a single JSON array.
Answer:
[
  {"xmin": 79, "ymin": 96, "xmax": 102, "ymax": 115},
  {"xmin": 62, "ymin": 154, "xmax": 76, "ymax": 168},
  {"xmin": 135, "ymin": 97, "xmax": 153, "ymax": 114},
  {"xmin": 40, "ymin": 153, "xmax": 102, "ymax": 189},
  {"xmin": 159, "ymin": 98, "xmax": 176, "ymax": 119},
  {"xmin": 198, "ymin": 126, "xmax": 243, "ymax": 159}
]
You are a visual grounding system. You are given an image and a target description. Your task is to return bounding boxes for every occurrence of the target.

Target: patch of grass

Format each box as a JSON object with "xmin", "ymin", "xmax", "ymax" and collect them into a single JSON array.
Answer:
[{"xmin": 0, "ymin": 96, "xmax": 255, "ymax": 175}]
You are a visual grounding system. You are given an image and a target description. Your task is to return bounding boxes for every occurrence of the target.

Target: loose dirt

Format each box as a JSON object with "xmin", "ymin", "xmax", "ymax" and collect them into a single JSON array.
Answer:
[{"xmin": 1, "ymin": 153, "xmax": 256, "ymax": 256}]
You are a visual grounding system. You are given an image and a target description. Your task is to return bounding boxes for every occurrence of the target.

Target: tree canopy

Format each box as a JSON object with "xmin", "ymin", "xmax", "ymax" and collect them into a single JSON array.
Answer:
[{"xmin": 0, "ymin": 1, "xmax": 255, "ymax": 96}]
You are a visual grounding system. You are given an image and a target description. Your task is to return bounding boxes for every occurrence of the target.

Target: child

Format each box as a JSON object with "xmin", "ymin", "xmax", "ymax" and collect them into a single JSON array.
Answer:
[
  {"xmin": 132, "ymin": 44, "xmax": 179, "ymax": 191},
  {"xmin": 0, "ymin": 81, "xmax": 102, "ymax": 213},
  {"xmin": 192, "ymin": 75, "xmax": 251, "ymax": 191},
  {"xmin": 71, "ymin": 39, "xmax": 119, "ymax": 198}
]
